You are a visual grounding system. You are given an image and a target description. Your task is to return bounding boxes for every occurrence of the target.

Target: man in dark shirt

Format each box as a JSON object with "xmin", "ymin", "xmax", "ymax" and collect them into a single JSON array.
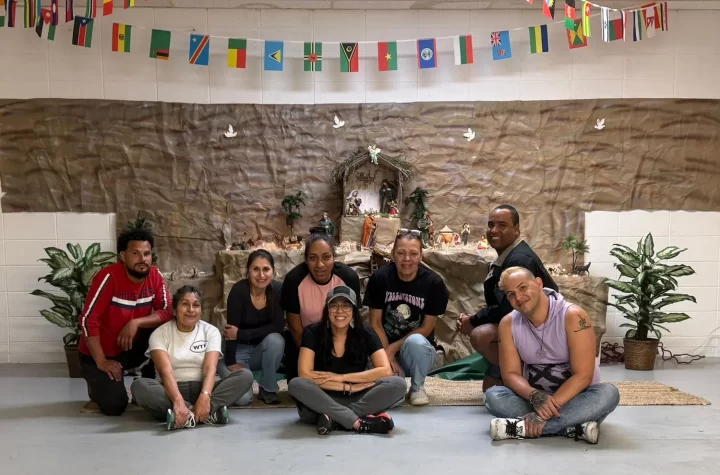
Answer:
[{"xmin": 458, "ymin": 205, "xmax": 558, "ymax": 391}]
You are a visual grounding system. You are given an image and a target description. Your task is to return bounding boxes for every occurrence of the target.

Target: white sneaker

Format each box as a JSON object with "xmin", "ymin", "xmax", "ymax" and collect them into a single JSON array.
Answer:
[
  {"xmin": 565, "ymin": 421, "xmax": 599, "ymax": 444},
  {"xmin": 490, "ymin": 418, "xmax": 525, "ymax": 441},
  {"xmin": 408, "ymin": 387, "xmax": 430, "ymax": 406}
]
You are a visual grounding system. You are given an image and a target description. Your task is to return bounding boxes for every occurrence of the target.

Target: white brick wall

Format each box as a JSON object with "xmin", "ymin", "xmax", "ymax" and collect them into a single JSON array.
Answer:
[
  {"xmin": 0, "ymin": 7, "xmax": 719, "ymax": 102},
  {"xmin": 0, "ymin": 209, "xmax": 116, "ymax": 363},
  {"xmin": 585, "ymin": 211, "xmax": 720, "ymax": 357}
]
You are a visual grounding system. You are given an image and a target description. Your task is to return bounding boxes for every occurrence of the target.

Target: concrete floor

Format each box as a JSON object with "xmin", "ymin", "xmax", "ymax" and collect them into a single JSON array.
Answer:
[{"xmin": 0, "ymin": 361, "xmax": 718, "ymax": 475}]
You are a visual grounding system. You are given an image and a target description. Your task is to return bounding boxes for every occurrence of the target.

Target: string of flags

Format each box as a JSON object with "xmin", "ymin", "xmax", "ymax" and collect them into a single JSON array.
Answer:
[{"xmin": 1, "ymin": 1, "xmax": 669, "ymax": 72}]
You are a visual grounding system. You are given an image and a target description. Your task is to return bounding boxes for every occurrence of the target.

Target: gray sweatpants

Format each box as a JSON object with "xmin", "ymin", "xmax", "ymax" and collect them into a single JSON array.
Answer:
[
  {"xmin": 288, "ymin": 376, "xmax": 407, "ymax": 430},
  {"xmin": 130, "ymin": 369, "xmax": 254, "ymax": 421}
]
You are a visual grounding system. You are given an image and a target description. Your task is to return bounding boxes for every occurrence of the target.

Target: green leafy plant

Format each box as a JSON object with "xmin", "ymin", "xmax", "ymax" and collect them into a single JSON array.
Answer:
[
  {"xmin": 603, "ymin": 233, "xmax": 696, "ymax": 341},
  {"xmin": 561, "ymin": 233, "xmax": 591, "ymax": 272},
  {"xmin": 405, "ymin": 187, "xmax": 429, "ymax": 227},
  {"xmin": 281, "ymin": 191, "xmax": 306, "ymax": 237},
  {"xmin": 127, "ymin": 215, "xmax": 158, "ymax": 265},
  {"xmin": 31, "ymin": 243, "xmax": 117, "ymax": 347}
]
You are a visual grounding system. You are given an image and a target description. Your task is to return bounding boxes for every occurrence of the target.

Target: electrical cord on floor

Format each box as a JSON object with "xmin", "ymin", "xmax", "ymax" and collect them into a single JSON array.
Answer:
[{"xmin": 658, "ymin": 342, "xmax": 705, "ymax": 365}]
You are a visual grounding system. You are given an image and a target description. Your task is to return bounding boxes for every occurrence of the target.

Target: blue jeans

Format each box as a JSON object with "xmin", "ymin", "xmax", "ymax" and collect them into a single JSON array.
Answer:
[
  {"xmin": 228, "ymin": 332, "xmax": 285, "ymax": 406},
  {"xmin": 484, "ymin": 383, "xmax": 620, "ymax": 436},
  {"xmin": 397, "ymin": 334, "xmax": 435, "ymax": 391}
]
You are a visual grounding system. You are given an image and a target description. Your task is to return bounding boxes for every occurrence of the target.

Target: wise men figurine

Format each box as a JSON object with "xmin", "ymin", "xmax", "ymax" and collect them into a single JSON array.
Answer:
[{"xmin": 320, "ymin": 212, "xmax": 335, "ymax": 237}]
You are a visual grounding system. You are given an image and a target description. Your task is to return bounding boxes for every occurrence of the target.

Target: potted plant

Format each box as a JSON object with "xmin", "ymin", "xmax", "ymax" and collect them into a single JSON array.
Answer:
[
  {"xmin": 31, "ymin": 243, "xmax": 117, "ymax": 378},
  {"xmin": 281, "ymin": 191, "xmax": 306, "ymax": 238},
  {"xmin": 603, "ymin": 233, "xmax": 696, "ymax": 370},
  {"xmin": 561, "ymin": 233, "xmax": 591, "ymax": 274}
]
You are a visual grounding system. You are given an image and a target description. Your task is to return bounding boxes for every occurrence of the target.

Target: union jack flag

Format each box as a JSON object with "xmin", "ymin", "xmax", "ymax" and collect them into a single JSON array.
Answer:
[
  {"xmin": 498, "ymin": 49, "xmax": 506, "ymax": 56},
  {"xmin": 491, "ymin": 31, "xmax": 502, "ymax": 46}
]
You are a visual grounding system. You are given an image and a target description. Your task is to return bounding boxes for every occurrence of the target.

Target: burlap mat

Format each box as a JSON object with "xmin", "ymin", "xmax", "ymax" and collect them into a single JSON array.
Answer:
[{"xmin": 80, "ymin": 378, "xmax": 710, "ymax": 413}]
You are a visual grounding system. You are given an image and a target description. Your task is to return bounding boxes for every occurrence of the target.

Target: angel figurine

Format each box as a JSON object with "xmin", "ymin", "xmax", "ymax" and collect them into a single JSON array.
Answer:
[
  {"xmin": 345, "ymin": 190, "xmax": 362, "ymax": 216},
  {"xmin": 368, "ymin": 145, "xmax": 381, "ymax": 165}
]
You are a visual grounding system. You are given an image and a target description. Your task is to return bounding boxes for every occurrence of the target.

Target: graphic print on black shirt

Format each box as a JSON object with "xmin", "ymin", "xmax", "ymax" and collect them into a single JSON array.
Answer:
[{"xmin": 363, "ymin": 263, "xmax": 449, "ymax": 344}]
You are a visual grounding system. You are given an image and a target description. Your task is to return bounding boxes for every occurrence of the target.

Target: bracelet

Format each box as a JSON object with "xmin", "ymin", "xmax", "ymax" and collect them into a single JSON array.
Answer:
[{"xmin": 201, "ymin": 390, "xmax": 211, "ymax": 398}]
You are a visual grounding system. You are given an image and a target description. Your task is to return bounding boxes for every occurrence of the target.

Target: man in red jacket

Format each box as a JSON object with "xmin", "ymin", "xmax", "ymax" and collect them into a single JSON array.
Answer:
[{"xmin": 79, "ymin": 228, "xmax": 173, "ymax": 415}]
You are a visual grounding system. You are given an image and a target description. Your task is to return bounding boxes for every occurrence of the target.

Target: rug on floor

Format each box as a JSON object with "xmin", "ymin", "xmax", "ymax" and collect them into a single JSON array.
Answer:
[{"xmin": 80, "ymin": 378, "xmax": 710, "ymax": 413}]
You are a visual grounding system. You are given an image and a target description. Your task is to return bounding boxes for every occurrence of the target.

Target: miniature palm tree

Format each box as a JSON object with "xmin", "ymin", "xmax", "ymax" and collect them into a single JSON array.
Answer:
[
  {"xmin": 282, "ymin": 191, "xmax": 306, "ymax": 237},
  {"xmin": 561, "ymin": 233, "xmax": 590, "ymax": 273}
]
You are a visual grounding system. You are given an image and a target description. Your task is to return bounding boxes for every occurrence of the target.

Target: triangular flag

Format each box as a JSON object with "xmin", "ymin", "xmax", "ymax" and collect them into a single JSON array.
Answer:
[{"xmin": 543, "ymin": 0, "xmax": 556, "ymax": 20}]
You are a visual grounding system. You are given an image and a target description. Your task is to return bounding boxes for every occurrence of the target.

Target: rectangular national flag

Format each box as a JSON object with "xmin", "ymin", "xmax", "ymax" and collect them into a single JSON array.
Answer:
[
  {"xmin": 543, "ymin": 0, "xmax": 556, "ymax": 19},
  {"xmin": 528, "ymin": 25, "xmax": 549, "ymax": 54},
  {"xmin": 601, "ymin": 7, "xmax": 624, "ymax": 42},
  {"xmin": 567, "ymin": 18, "xmax": 587, "ymax": 49},
  {"xmin": 377, "ymin": 41, "xmax": 398, "ymax": 71},
  {"xmin": 340, "ymin": 43, "xmax": 359, "ymax": 72},
  {"xmin": 72, "ymin": 16, "xmax": 93, "ymax": 47},
  {"xmin": 36, "ymin": 8, "xmax": 56, "ymax": 40},
  {"xmin": 51, "ymin": 0, "xmax": 59, "ymax": 24},
  {"xmin": 564, "ymin": 1, "xmax": 576, "ymax": 30},
  {"xmin": 124, "ymin": 0, "xmax": 134, "ymax": 8},
  {"xmin": 417, "ymin": 38, "xmax": 437, "ymax": 69},
  {"xmin": 582, "ymin": 1, "xmax": 591, "ymax": 37},
  {"xmin": 303, "ymin": 42, "xmax": 322, "ymax": 72},
  {"xmin": 112, "ymin": 23, "xmax": 131, "ymax": 52},
  {"xmin": 228, "ymin": 38, "xmax": 247, "ymax": 69},
  {"xmin": 655, "ymin": 2, "xmax": 668, "ymax": 31},
  {"xmin": 453, "ymin": 35, "xmax": 474, "ymax": 65},
  {"xmin": 264, "ymin": 40, "xmax": 284, "ymax": 71},
  {"xmin": 644, "ymin": 6, "xmax": 656, "ymax": 38},
  {"xmin": 150, "ymin": 29, "xmax": 171, "ymax": 60},
  {"xmin": 24, "ymin": 0, "xmax": 38, "ymax": 28},
  {"xmin": 189, "ymin": 34, "xmax": 210, "ymax": 66},
  {"xmin": 6, "ymin": 0, "xmax": 17, "ymax": 27},
  {"xmin": 632, "ymin": 10, "xmax": 645, "ymax": 41},
  {"xmin": 491, "ymin": 30, "xmax": 512, "ymax": 61},
  {"xmin": 85, "ymin": 0, "xmax": 96, "ymax": 18},
  {"xmin": 66, "ymin": 0, "xmax": 73, "ymax": 22},
  {"xmin": 103, "ymin": 0, "xmax": 111, "ymax": 15}
]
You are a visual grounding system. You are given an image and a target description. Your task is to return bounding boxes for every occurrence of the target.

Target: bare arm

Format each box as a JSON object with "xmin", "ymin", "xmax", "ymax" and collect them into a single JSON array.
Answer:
[
  {"xmin": 297, "ymin": 347, "xmax": 377, "ymax": 391},
  {"xmin": 369, "ymin": 308, "xmax": 390, "ymax": 348},
  {"xmin": 200, "ymin": 351, "xmax": 220, "ymax": 397},
  {"xmin": 151, "ymin": 350, "xmax": 184, "ymax": 404},
  {"xmin": 552, "ymin": 307, "xmax": 596, "ymax": 406},
  {"xmin": 339, "ymin": 349, "xmax": 393, "ymax": 383},
  {"xmin": 287, "ymin": 313, "xmax": 303, "ymax": 347},
  {"xmin": 386, "ymin": 315, "xmax": 437, "ymax": 354},
  {"xmin": 498, "ymin": 315, "xmax": 536, "ymax": 401}
]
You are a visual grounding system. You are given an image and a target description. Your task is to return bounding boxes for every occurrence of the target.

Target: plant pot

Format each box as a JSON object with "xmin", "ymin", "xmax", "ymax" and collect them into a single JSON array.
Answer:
[
  {"xmin": 64, "ymin": 345, "xmax": 83, "ymax": 379},
  {"xmin": 623, "ymin": 338, "xmax": 659, "ymax": 371}
]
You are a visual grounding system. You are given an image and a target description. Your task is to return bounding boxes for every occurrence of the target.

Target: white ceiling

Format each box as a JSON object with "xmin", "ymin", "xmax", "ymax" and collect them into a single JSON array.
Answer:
[{"xmin": 118, "ymin": 0, "xmax": 720, "ymax": 9}]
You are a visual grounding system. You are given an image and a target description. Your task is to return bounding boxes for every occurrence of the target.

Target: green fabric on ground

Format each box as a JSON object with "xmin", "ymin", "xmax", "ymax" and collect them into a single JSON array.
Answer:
[{"xmin": 428, "ymin": 353, "xmax": 489, "ymax": 381}]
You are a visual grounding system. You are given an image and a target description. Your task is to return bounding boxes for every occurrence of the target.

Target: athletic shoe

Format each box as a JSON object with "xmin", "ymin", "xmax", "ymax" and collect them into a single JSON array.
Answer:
[
  {"xmin": 490, "ymin": 418, "xmax": 525, "ymax": 441},
  {"xmin": 205, "ymin": 406, "xmax": 230, "ymax": 425},
  {"xmin": 408, "ymin": 387, "xmax": 430, "ymax": 406},
  {"xmin": 357, "ymin": 414, "xmax": 394, "ymax": 434},
  {"xmin": 258, "ymin": 387, "xmax": 280, "ymax": 405},
  {"xmin": 316, "ymin": 414, "xmax": 336, "ymax": 435},
  {"xmin": 166, "ymin": 409, "xmax": 196, "ymax": 431},
  {"xmin": 565, "ymin": 421, "xmax": 599, "ymax": 444}
]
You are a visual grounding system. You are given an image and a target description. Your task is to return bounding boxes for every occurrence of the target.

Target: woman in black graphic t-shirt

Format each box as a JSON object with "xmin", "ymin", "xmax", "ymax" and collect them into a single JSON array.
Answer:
[
  {"xmin": 364, "ymin": 231, "xmax": 449, "ymax": 406},
  {"xmin": 287, "ymin": 286, "xmax": 406, "ymax": 435}
]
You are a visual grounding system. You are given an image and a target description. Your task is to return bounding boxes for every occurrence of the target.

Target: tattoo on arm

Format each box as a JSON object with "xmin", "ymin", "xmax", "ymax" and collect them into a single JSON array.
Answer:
[
  {"xmin": 574, "ymin": 316, "xmax": 591, "ymax": 333},
  {"xmin": 530, "ymin": 390, "xmax": 550, "ymax": 410},
  {"xmin": 525, "ymin": 412, "xmax": 547, "ymax": 424}
]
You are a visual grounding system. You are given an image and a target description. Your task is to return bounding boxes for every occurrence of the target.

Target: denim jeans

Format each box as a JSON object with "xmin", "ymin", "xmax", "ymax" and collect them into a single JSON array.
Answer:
[
  {"xmin": 484, "ymin": 383, "xmax": 620, "ymax": 436},
  {"xmin": 219, "ymin": 332, "xmax": 285, "ymax": 405},
  {"xmin": 397, "ymin": 334, "xmax": 435, "ymax": 391}
]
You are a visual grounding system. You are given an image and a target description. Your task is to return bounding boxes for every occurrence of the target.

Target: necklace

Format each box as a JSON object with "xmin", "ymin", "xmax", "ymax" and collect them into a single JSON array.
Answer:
[{"xmin": 523, "ymin": 317, "xmax": 547, "ymax": 358}]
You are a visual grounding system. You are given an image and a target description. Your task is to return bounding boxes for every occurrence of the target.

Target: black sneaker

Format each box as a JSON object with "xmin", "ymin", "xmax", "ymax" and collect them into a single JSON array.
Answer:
[
  {"xmin": 357, "ymin": 413, "xmax": 394, "ymax": 434},
  {"xmin": 258, "ymin": 387, "xmax": 280, "ymax": 405},
  {"xmin": 317, "ymin": 414, "xmax": 336, "ymax": 435}
]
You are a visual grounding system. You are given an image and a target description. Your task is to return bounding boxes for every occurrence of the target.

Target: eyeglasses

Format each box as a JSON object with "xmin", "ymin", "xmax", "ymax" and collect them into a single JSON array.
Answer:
[
  {"xmin": 328, "ymin": 302, "xmax": 353, "ymax": 312},
  {"xmin": 397, "ymin": 229, "xmax": 422, "ymax": 237}
]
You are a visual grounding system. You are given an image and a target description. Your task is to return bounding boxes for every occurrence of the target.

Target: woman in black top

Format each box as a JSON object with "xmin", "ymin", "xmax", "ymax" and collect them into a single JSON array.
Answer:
[
  {"xmin": 287, "ymin": 285, "xmax": 407, "ymax": 435},
  {"xmin": 222, "ymin": 250, "xmax": 285, "ymax": 405}
]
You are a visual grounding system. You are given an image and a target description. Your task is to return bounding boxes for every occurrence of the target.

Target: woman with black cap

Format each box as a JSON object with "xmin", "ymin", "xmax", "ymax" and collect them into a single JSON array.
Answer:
[{"xmin": 288, "ymin": 285, "xmax": 407, "ymax": 435}]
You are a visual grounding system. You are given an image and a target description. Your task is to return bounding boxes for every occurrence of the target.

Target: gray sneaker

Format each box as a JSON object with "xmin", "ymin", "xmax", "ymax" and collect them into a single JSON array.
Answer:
[
  {"xmin": 258, "ymin": 387, "xmax": 280, "ymax": 405},
  {"xmin": 565, "ymin": 421, "xmax": 599, "ymax": 444},
  {"xmin": 408, "ymin": 387, "xmax": 430, "ymax": 406}
]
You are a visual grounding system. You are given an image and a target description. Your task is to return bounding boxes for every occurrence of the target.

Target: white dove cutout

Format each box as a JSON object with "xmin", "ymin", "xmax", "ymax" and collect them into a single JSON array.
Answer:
[
  {"xmin": 595, "ymin": 118, "xmax": 605, "ymax": 130},
  {"xmin": 463, "ymin": 128, "xmax": 476, "ymax": 141},
  {"xmin": 224, "ymin": 125, "xmax": 237, "ymax": 138},
  {"xmin": 333, "ymin": 115, "xmax": 345, "ymax": 129}
]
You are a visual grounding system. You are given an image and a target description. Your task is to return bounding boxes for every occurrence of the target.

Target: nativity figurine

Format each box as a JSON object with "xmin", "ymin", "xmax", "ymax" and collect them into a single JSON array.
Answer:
[
  {"xmin": 379, "ymin": 179, "xmax": 396, "ymax": 215},
  {"xmin": 461, "ymin": 223, "xmax": 470, "ymax": 246},
  {"xmin": 319, "ymin": 212, "xmax": 336, "ymax": 237},
  {"xmin": 388, "ymin": 200, "xmax": 399, "ymax": 217},
  {"xmin": 477, "ymin": 235, "xmax": 490, "ymax": 250},
  {"xmin": 346, "ymin": 190, "xmax": 362, "ymax": 216},
  {"xmin": 417, "ymin": 211, "xmax": 433, "ymax": 248},
  {"xmin": 362, "ymin": 213, "xmax": 376, "ymax": 247}
]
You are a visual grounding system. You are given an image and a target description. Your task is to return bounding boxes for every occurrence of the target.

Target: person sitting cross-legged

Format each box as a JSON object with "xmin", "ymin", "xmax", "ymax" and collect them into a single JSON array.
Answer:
[
  {"xmin": 131, "ymin": 285, "xmax": 253, "ymax": 430},
  {"xmin": 288, "ymin": 285, "xmax": 407, "ymax": 435},
  {"xmin": 485, "ymin": 267, "xmax": 619, "ymax": 444}
]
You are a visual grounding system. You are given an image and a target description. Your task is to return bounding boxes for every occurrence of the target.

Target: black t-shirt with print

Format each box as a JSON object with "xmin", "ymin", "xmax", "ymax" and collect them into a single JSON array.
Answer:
[
  {"xmin": 363, "ymin": 262, "xmax": 449, "ymax": 344},
  {"xmin": 301, "ymin": 323, "xmax": 384, "ymax": 374}
]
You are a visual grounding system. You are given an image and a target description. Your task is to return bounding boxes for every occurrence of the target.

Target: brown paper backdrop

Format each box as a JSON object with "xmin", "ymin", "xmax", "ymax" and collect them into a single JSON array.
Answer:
[{"xmin": 2, "ymin": 98, "xmax": 719, "ymax": 272}]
